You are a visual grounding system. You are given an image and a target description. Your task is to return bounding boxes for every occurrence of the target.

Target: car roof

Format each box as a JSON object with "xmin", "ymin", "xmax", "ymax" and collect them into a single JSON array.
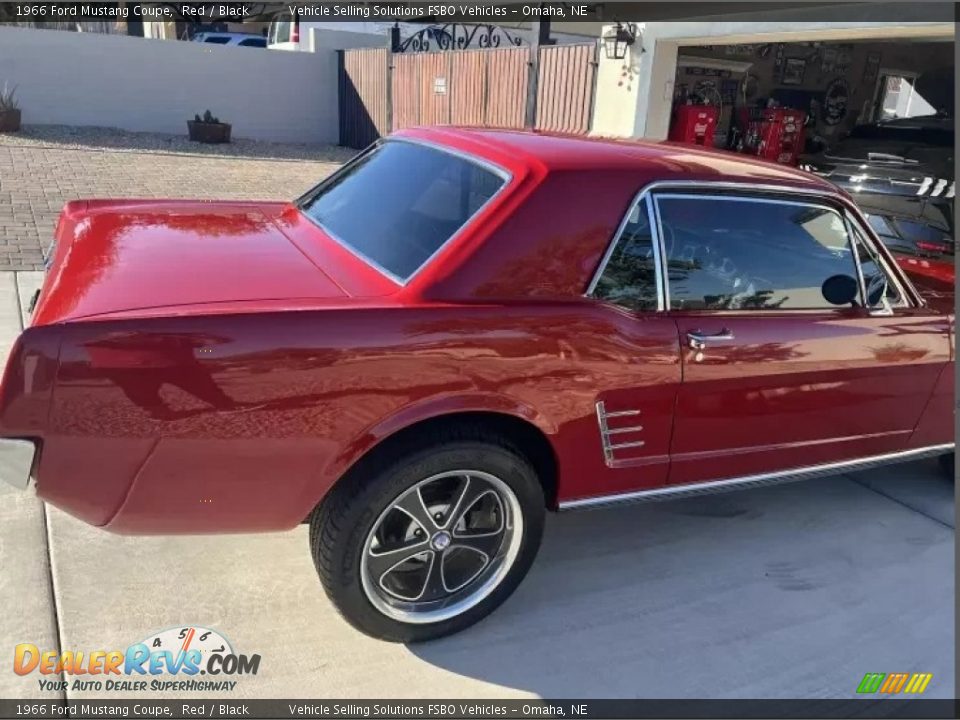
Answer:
[{"xmin": 399, "ymin": 126, "xmax": 837, "ymax": 192}]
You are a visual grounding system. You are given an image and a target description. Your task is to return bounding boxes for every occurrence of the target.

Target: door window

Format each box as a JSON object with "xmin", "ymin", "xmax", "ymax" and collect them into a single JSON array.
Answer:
[
  {"xmin": 591, "ymin": 199, "xmax": 660, "ymax": 312},
  {"xmin": 655, "ymin": 195, "xmax": 860, "ymax": 311}
]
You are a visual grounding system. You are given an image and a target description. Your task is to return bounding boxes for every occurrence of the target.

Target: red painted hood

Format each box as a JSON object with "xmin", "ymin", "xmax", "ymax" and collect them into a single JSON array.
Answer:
[{"xmin": 32, "ymin": 200, "xmax": 349, "ymax": 325}]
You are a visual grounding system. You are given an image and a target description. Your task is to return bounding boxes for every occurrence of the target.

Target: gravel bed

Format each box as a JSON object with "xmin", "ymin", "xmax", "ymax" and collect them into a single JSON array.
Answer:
[{"xmin": 0, "ymin": 124, "xmax": 357, "ymax": 163}]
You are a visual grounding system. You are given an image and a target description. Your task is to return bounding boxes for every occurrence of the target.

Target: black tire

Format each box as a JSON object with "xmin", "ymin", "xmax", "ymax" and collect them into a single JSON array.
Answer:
[
  {"xmin": 310, "ymin": 429, "xmax": 545, "ymax": 642},
  {"xmin": 938, "ymin": 452, "xmax": 955, "ymax": 480}
]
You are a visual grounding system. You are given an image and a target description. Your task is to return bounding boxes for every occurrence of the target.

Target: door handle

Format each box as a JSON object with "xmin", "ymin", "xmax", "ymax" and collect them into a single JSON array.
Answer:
[{"xmin": 687, "ymin": 329, "xmax": 735, "ymax": 350}]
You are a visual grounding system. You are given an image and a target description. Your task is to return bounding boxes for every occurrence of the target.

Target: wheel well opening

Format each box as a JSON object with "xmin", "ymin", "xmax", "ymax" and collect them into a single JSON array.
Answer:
[{"xmin": 342, "ymin": 412, "xmax": 559, "ymax": 510}]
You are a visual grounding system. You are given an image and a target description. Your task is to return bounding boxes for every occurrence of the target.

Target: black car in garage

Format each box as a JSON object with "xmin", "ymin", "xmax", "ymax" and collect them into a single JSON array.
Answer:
[{"xmin": 800, "ymin": 114, "xmax": 954, "ymax": 264}]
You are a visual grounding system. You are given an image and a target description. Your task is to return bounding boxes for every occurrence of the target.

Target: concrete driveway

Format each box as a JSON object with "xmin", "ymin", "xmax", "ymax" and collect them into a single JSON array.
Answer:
[{"xmin": 0, "ymin": 130, "xmax": 954, "ymax": 701}]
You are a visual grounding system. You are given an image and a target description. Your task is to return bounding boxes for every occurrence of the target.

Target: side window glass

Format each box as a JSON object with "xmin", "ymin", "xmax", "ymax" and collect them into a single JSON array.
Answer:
[
  {"xmin": 851, "ymin": 222, "xmax": 903, "ymax": 307},
  {"xmin": 593, "ymin": 200, "xmax": 659, "ymax": 312},
  {"xmin": 656, "ymin": 195, "xmax": 859, "ymax": 311}
]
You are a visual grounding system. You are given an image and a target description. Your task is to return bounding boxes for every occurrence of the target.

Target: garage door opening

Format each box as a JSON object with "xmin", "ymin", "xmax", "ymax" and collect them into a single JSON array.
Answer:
[{"xmin": 667, "ymin": 38, "xmax": 952, "ymax": 159}]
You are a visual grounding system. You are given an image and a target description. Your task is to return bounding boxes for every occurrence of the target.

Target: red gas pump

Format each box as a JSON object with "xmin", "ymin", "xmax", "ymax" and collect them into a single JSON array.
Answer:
[
  {"xmin": 668, "ymin": 105, "xmax": 719, "ymax": 147},
  {"xmin": 737, "ymin": 107, "xmax": 806, "ymax": 165}
]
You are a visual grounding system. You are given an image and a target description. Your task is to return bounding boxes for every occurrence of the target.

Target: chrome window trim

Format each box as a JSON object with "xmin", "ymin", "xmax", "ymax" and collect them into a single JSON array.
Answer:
[
  {"xmin": 584, "ymin": 188, "xmax": 666, "ymax": 311},
  {"xmin": 586, "ymin": 180, "xmax": 849, "ymax": 309},
  {"xmin": 586, "ymin": 179, "xmax": 919, "ymax": 314},
  {"xmin": 297, "ymin": 136, "xmax": 512, "ymax": 287},
  {"xmin": 654, "ymin": 192, "xmax": 858, "ymax": 313},
  {"xmin": 650, "ymin": 193, "xmax": 670, "ymax": 308},
  {"xmin": 844, "ymin": 210, "xmax": 916, "ymax": 309},
  {"xmin": 559, "ymin": 442, "xmax": 954, "ymax": 511}
]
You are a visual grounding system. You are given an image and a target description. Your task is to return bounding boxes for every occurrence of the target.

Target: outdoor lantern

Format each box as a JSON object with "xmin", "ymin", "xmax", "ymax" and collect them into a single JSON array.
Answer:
[{"xmin": 603, "ymin": 22, "xmax": 637, "ymax": 61}]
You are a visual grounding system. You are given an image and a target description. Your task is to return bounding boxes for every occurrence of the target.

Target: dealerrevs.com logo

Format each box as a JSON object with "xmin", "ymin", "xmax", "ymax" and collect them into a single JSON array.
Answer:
[{"xmin": 14, "ymin": 625, "xmax": 260, "ymax": 693}]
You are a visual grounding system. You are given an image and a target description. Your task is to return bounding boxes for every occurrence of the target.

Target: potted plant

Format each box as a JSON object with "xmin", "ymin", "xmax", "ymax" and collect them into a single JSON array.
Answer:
[
  {"xmin": 0, "ymin": 82, "xmax": 21, "ymax": 133},
  {"xmin": 187, "ymin": 110, "xmax": 231, "ymax": 144}
]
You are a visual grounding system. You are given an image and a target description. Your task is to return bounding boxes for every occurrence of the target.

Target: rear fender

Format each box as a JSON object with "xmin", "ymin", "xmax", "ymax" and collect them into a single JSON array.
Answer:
[{"xmin": 296, "ymin": 392, "xmax": 559, "ymax": 516}]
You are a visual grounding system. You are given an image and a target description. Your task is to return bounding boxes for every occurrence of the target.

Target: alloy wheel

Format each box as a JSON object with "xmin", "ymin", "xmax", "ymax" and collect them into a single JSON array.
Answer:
[{"xmin": 360, "ymin": 470, "xmax": 523, "ymax": 624}]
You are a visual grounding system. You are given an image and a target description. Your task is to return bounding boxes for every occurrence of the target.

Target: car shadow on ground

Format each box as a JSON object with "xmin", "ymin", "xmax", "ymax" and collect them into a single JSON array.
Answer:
[{"xmin": 407, "ymin": 471, "xmax": 955, "ymax": 699}]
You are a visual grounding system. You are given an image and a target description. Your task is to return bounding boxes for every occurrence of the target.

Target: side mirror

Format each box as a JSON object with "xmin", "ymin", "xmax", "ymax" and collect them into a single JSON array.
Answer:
[{"xmin": 821, "ymin": 274, "xmax": 859, "ymax": 306}]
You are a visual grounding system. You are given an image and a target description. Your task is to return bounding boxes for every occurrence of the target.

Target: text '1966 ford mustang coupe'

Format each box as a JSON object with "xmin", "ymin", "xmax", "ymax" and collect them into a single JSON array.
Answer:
[{"xmin": 0, "ymin": 128, "xmax": 953, "ymax": 641}]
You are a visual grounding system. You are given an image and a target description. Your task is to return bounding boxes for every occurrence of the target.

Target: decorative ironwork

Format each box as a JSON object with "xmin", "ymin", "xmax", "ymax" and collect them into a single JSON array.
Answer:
[{"xmin": 393, "ymin": 23, "xmax": 526, "ymax": 53}]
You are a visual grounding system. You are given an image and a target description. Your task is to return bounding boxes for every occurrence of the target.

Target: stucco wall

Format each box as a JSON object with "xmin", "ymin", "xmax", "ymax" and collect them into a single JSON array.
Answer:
[{"xmin": 0, "ymin": 25, "xmax": 340, "ymax": 144}]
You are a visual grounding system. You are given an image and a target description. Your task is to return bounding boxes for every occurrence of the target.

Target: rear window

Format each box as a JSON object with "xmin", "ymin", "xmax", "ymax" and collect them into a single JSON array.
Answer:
[{"xmin": 299, "ymin": 141, "xmax": 506, "ymax": 282}]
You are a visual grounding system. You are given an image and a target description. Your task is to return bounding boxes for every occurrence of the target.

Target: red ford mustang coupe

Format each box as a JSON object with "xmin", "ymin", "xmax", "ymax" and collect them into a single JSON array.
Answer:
[{"xmin": 1, "ymin": 128, "xmax": 953, "ymax": 641}]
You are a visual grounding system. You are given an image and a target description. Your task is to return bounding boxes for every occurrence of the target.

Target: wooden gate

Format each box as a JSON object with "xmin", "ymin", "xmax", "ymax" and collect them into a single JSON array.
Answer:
[
  {"xmin": 338, "ymin": 43, "xmax": 597, "ymax": 148},
  {"xmin": 338, "ymin": 47, "xmax": 390, "ymax": 150},
  {"xmin": 391, "ymin": 47, "xmax": 530, "ymax": 132},
  {"xmin": 536, "ymin": 44, "xmax": 597, "ymax": 134}
]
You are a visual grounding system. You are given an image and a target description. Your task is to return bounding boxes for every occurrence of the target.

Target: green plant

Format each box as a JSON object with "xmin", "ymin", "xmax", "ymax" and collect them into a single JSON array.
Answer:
[
  {"xmin": 193, "ymin": 109, "xmax": 222, "ymax": 124},
  {"xmin": 0, "ymin": 82, "xmax": 18, "ymax": 112}
]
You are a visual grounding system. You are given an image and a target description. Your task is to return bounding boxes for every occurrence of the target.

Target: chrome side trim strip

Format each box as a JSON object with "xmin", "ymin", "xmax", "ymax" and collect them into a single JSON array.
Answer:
[
  {"xmin": 605, "ymin": 425, "xmax": 644, "ymax": 435},
  {"xmin": 609, "ymin": 440, "xmax": 646, "ymax": 451},
  {"xmin": 605, "ymin": 409, "xmax": 641, "ymax": 418},
  {"xmin": 559, "ymin": 443, "xmax": 954, "ymax": 511}
]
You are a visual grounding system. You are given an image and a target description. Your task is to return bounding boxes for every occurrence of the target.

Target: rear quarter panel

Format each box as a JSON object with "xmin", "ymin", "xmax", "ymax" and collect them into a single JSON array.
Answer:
[{"xmin": 42, "ymin": 304, "xmax": 680, "ymax": 533}]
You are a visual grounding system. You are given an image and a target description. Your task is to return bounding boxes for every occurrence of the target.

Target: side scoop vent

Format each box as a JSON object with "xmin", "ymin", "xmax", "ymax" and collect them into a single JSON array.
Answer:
[{"xmin": 595, "ymin": 401, "xmax": 644, "ymax": 466}]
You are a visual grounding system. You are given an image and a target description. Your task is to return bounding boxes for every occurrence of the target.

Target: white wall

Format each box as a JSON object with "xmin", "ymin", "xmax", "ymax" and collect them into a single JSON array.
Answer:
[
  {"xmin": 590, "ymin": 24, "xmax": 645, "ymax": 138},
  {"xmin": 0, "ymin": 25, "xmax": 341, "ymax": 144},
  {"xmin": 307, "ymin": 27, "xmax": 387, "ymax": 52}
]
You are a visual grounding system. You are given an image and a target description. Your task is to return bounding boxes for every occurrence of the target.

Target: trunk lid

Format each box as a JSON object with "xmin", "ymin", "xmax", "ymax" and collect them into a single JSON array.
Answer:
[{"xmin": 31, "ymin": 200, "xmax": 352, "ymax": 325}]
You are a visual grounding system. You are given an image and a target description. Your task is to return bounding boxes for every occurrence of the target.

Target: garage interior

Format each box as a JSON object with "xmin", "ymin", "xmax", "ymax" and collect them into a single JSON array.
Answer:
[{"xmin": 668, "ymin": 36, "xmax": 953, "ymax": 163}]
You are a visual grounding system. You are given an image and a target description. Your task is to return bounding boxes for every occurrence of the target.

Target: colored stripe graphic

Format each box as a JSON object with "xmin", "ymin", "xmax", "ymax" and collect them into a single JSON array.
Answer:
[
  {"xmin": 904, "ymin": 674, "xmax": 933, "ymax": 694},
  {"xmin": 880, "ymin": 673, "xmax": 908, "ymax": 693},
  {"xmin": 857, "ymin": 673, "xmax": 886, "ymax": 694},
  {"xmin": 857, "ymin": 672, "xmax": 932, "ymax": 694}
]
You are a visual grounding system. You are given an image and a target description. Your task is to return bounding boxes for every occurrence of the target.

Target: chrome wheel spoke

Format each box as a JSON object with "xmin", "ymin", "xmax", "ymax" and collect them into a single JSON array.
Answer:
[
  {"xmin": 420, "ymin": 551, "xmax": 449, "ymax": 602},
  {"xmin": 450, "ymin": 530, "xmax": 503, "ymax": 560},
  {"xmin": 392, "ymin": 486, "xmax": 439, "ymax": 535},
  {"xmin": 367, "ymin": 541, "xmax": 429, "ymax": 582},
  {"xmin": 448, "ymin": 475, "xmax": 495, "ymax": 529}
]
